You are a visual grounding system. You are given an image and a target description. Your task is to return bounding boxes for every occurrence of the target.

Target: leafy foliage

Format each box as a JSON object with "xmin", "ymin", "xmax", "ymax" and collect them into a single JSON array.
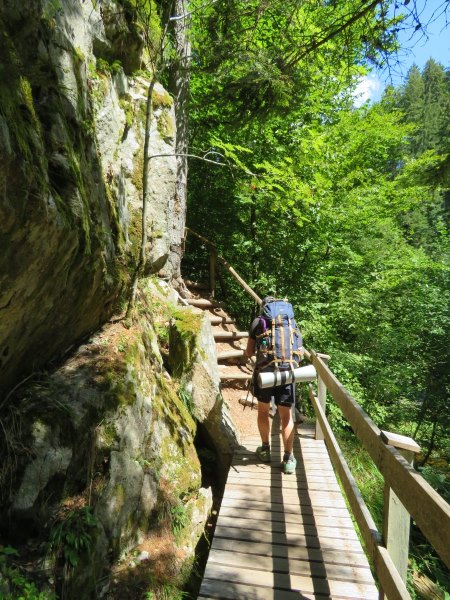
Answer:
[
  {"xmin": 184, "ymin": 7, "xmax": 449, "ymax": 594},
  {"xmin": 48, "ymin": 506, "xmax": 100, "ymax": 569},
  {"xmin": 0, "ymin": 546, "xmax": 55, "ymax": 600}
]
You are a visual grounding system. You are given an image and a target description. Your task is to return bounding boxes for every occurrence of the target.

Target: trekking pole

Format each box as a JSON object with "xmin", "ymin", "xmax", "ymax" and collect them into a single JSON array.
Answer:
[{"xmin": 239, "ymin": 364, "xmax": 256, "ymax": 410}]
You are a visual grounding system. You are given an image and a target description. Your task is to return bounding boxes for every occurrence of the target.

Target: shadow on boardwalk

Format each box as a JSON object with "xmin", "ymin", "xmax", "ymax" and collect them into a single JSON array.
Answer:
[{"xmin": 198, "ymin": 415, "xmax": 378, "ymax": 599}]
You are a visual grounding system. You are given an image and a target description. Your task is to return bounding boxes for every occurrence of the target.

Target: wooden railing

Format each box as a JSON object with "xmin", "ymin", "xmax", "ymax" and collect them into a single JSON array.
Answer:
[
  {"xmin": 184, "ymin": 229, "xmax": 450, "ymax": 600},
  {"xmin": 184, "ymin": 227, "xmax": 262, "ymax": 304},
  {"xmin": 305, "ymin": 349, "xmax": 450, "ymax": 599}
]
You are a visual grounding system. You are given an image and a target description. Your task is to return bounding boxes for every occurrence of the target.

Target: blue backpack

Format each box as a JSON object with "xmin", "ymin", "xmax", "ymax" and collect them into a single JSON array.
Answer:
[{"xmin": 255, "ymin": 300, "xmax": 303, "ymax": 370}]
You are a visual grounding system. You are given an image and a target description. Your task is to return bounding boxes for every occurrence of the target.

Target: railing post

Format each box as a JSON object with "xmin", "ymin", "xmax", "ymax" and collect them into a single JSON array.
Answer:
[
  {"xmin": 315, "ymin": 353, "xmax": 330, "ymax": 440},
  {"xmin": 209, "ymin": 248, "xmax": 217, "ymax": 297},
  {"xmin": 381, "ymin": 431, "xmax": 421, "ymax": 598}
]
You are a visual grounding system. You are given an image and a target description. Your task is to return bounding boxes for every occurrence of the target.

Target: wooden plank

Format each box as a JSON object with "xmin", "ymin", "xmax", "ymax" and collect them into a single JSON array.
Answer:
[
  {"xmin": 234, "ymin": 453, "xmax": 334, "ymax": 464},
  {"xmin": 226, "ymin": 475, "xmax": 341, "ymax": 493},
  {"xmin": 224, "ymin": 483, "xmax": 345, "ymax": 500},
  {"xmin": 222, "ymin": 490, "xmax": 348, "ymax": 510},
  {"xmin": 216, "ymin": 254, "xmax": 262, "ymax": 305},
  {"xmin": 210, "ymin": 537, "xmax": 371, "ymax": 568},
  {"xmin": 199, "ymin": 580, "xmax": 314, "ymax": 600},
  {"xmin": 218, "ymin": 505, "xmax": 354, "ymax": 529},
  {"xmin": 209, "ymin": 315, "xmax": 235, "ymax": 325},
  {"xmin": 312, "ymin": 351, "xmax": 450, "ymax": 569},
  {"xmin": 215, "ymin": 516, "xmax": 359, "ymax": 541},
  {"xmin": 214, "ymin": 331, "xmax": 248, "ymax": 339},
  {"xmin": 226, "ymin": 470, "xmax": 339, "ymax": 484},
  {"xmin": 228, "ymin": 463, "xmax": 336, "ymax": 483},
  {"xmin": 242, "ymin": 443, "xmax": 330, "ymax": 455},
  {"xmin": 184, "ymin": 279, "xmax": 209, "ymax": 290},
  {"xmin": 217, "ymin": 349, "xmax": 246, "ymax": 360},
  {"xmin": 207, "ymin": 548, "xmax": 374, "ymax": 583},
  {"xmin": 380, "ymin": 430, "xmax": 421, "ymax": 454},
  {"xmin": 202, "ymin": 563, "xmax": 378, "ymax": 599},
  {"xmin": 219, "ymin": 496, "xmax": 352, "ymax": 518},
  {"xmin": 213, "ymin": 524, "xmax": 365, "ymax": 553},
  {"xmin": 220, "ymin": 372, "xmax": 252, "ymax": 381},
  {"xmin": 229, "ymin": 461, "xmax": 336, "ymax": 475},
  {"xmin": 187, "ymin": 298, "xmax": 219, "ymax": 308}
]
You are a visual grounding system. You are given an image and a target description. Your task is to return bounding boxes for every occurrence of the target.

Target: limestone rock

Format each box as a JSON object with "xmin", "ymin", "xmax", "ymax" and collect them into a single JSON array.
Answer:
[{"xmin": 0, "ymin": 0, "xmax": 177, "ymax": 397}]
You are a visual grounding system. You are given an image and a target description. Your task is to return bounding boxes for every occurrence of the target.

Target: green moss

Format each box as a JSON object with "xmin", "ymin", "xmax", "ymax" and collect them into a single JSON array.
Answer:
[
  {"xmin": 19, "ymin": 77, "xmax": 38, "ymax": 124},
  {"xmin": 169, "ymin": 308, "xmax": 203, "ymax": 377},
  {"xmin": 74, "ymin": 47, "xmax": 85, "ymax": 63},
  {"xmin": 172, "ymin": 309, "xmax": 202, "ymax": 342},
  {"xmin": 0, "ymin": 32, "xmax": 47, "ymax": 190},
  {"xmin": 132, "ymin": 146, "xmax": 144, "ymax": 192},
  {"xmin": 100, "ymin": 422, "xmax": 119, "ymax": 448},
  {"xmin": 65, "ymin": 146, "xmax": 92, "ymax": 254},
  {"xmin": 157, "ymin": 110, "xmax": 175, "ymax": 140},
  {"xmin": 87, "ymin": 61, "xmax": 109, "ymax": 107},
  {"xmin": 119, "ymin": 94, "xmax": 134, "ymax": 129},
  {"xmin": 151, "ymin": 88, "xmax": 173, "ymax": 109},
  {"xmin": 114, "ymin": 483, "xmax": 126, "ymax": 511}
]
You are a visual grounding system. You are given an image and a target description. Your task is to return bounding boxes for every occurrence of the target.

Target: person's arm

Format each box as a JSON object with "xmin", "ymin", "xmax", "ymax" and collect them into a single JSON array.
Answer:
[
  {"xmin": 245, "ymin": 317, "xmax": 259, "ymax": 357},
  {"xmin": 245, "ymin": 336, "xmax": 256, "ymax": 357}
]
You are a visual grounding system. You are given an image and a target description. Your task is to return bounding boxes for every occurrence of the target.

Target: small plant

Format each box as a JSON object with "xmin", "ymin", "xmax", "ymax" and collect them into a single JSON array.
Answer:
[
  {"xmin": 0, "ymin": 545, "xmax": 54, "ymax": 599},
  {"xmin": 48, "ymin": 506, "xmax": 100, "ymax": 568},
  {"xmin": 96, "ymin": 57, "xmax": 123, "ymax": 76},
  {"xmin": 170, "ymin": 503, "xmax": 187, "ymax": 541},
  {"xmin": 178, "ymin": 386, "xmax": 194, "ymax": 417}
]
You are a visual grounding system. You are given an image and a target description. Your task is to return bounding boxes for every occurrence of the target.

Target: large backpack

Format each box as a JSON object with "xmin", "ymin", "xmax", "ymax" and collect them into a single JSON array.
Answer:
[{"xmin": 255, "ymin": 300, "xmax": 303, "ymax": 370}]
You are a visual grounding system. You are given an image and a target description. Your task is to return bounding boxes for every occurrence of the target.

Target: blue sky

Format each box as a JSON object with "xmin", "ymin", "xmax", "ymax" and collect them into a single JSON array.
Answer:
[{"xmin": 354, "ymin": 0, "xmax": 449, "ymax": 105}]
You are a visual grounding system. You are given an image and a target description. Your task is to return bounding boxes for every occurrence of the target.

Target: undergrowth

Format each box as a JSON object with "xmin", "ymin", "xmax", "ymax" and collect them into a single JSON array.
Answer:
[{"xmin": 0, "ymin": 546, "xmax": 55, "ymax": 600}]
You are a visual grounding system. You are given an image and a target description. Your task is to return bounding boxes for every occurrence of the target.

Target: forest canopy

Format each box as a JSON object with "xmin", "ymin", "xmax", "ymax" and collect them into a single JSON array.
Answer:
[
  {"xmin": 160, "ymin": 0, "xmax": 449, "ymax": 593},
  {"xmin": 182, "ymin": 0, "xmax": 449, "ymax": 502}
]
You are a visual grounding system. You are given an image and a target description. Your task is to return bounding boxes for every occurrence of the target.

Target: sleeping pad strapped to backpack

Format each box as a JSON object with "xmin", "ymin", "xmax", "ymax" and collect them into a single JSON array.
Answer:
[{"xmin": 255, "ymin": 300, "xmax": 303, "ymax": 371}]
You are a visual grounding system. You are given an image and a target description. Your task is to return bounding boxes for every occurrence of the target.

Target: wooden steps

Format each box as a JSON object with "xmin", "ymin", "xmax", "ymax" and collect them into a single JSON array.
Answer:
[
  {"xmin": 220, "ymin": 373, "xmax": 252, "ymax": 381},
  {"xmin": 213, "ymin": 330, "xmax": 248, "ymax": 340},
  {"xmin": 209, "ymin": 315, "xmax": 235, "ymax": 325},
  {"xmin": 187, "ymin": 298, "xmax": 221, "ymax": 308},
  {"xmin": 184, "ymin": 281, "xmax": 249, "ymax": 384},
  {"xmin": 217, "ymin": 349, "xmax": 246, "ymax": 360}
]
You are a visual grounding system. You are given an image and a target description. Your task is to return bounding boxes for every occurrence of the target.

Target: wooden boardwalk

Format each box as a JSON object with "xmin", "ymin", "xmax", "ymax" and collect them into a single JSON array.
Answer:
[{"xmin": 199, "ymin": 419, "xmax": 379, "ymax": 599}]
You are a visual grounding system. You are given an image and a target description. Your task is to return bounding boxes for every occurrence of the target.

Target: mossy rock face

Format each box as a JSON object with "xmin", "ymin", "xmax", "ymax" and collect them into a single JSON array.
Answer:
[
  {"xmin": 169, "ymin": 308, "xmax": 203, "ymax": 377},
  {"xmin": 157, "ymin": 109, "xmax": 175, "ymax": 140},
  {"xmin": 0, "ymin": 2, "xmax": 177, "ymax": 397},
  {"xmin": 1, "ymin": 279, "xmax": 229, "ymax": 597}
]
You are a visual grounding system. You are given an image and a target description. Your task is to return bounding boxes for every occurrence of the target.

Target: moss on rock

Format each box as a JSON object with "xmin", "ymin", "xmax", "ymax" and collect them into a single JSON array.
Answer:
[{"xmin": 157, "ymin": 109, "xmax": 175, "ymax": 140}]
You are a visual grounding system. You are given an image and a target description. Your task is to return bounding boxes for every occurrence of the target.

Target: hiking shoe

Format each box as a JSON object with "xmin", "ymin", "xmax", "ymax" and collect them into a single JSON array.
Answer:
[
  {"xmin": 282, "ymin": 456, "xmax": 297, "ymax": 475},
  {"xmin": 256, "ymin": 446, "xmax": 271, "ymax": 462}
]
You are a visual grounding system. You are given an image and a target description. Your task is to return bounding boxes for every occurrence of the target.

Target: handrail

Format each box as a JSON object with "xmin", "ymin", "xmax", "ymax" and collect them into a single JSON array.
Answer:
[
  {"xmin": 185, "ymin": 227, "xmax": 262, "ymax": 305},
  {"xmin": 307, "ymin": 383, "xmax": 410, "ymax": 600},
  {"xmin": 306, "ymin": 350, "xmax": 450, "ymax": 600},
  {"xmin": 184, "ymin": 229, "xmax": 450, "ymax": 599},
  {"xmin": 310, "ymin": 351, "xmax": 450, "ymax": 569}
]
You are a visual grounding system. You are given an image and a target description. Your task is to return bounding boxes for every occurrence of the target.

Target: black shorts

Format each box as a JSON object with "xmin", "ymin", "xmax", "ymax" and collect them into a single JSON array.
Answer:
[{"xmin": 253, "ymin": 367, "xmax": 294, "ymax": 407}]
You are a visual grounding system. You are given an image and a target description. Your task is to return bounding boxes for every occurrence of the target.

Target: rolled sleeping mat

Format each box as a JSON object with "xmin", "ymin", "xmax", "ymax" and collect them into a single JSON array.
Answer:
[{"xmin": 258, "ymin": 365, "xmax": 317, "ymax": 389}]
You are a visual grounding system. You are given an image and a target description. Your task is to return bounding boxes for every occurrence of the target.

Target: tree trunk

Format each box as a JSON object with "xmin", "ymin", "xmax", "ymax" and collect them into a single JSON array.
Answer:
[{"xmin": 166, "ymin": 0, "xmax": 191, "ymax": 293}]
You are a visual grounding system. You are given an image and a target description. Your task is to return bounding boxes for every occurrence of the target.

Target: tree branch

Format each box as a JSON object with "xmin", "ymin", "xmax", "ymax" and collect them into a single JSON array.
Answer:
[{"xmin": 285, "ymin": 0, "xmax": 383, "ymax": 69}]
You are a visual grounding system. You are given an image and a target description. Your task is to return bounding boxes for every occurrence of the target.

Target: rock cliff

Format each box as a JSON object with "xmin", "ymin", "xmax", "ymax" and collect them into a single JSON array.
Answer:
[
  {"xmin": 0, "ymin": 2, "xmax": 236, "ymax": 597},
  {"xmin": 0, "ymin": 0, "xmax": 176, "ymax": 396}
]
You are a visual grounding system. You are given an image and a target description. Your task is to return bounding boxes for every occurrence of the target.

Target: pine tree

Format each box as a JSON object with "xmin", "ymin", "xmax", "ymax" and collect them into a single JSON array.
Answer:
[
  {"xmin": 400, "ymin": 64, "xmax": 425, "ymax": 154},
  {"xmin": 422, "ymin": 58, "xmax": 448, "ymax": 153}
]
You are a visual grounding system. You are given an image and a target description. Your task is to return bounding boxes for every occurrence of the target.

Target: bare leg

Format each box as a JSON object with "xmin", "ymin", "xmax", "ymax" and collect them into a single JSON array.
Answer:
[
  {"xmin": 278, "ymin": 404, "xmax": 294, "ymax": 454},
  {"xmin": 257, "ymin": 402, "xmax": 270, "ymax": 444}
]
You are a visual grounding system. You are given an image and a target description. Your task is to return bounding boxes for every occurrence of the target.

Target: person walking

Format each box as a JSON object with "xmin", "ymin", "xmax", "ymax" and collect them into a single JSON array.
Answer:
[{"xmin": 245, "ymin": 296, "xmax": 301, "ymax": 475}]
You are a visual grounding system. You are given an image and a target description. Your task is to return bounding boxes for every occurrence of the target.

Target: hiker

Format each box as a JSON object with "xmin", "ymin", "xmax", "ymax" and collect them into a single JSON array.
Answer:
[{"xmin": 245, "ymin": 296, "xmax": 303, "ymax": 475}]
